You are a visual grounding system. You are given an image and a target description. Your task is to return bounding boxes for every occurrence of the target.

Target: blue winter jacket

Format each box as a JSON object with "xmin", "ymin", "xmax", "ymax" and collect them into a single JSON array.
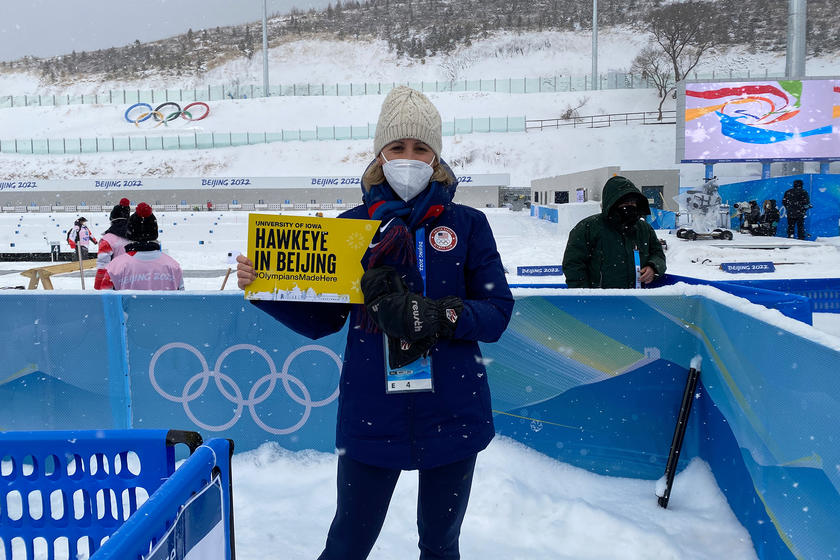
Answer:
[{"xmin": 253, "ymin": 186, "xmax": 513, "ymax": 470}]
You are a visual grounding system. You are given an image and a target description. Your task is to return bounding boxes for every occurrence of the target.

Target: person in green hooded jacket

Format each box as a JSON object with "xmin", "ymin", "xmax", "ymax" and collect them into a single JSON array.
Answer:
[{"xmin": 562, "ymin": 176, "xmax": 666, "ymax": 288}]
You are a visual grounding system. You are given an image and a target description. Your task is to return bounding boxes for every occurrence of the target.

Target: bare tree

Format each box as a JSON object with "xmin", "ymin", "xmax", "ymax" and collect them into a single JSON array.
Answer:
[
  {"xmin": 630, "ymin": 45, "xmax": 672, "ymax": 120},
  {"xmin": 646, "ymin": 1, "xmax": 714, "ymax": 82},
  {"xmin": 439, "ymin": 53, "xmax": 476, "ymax": 82},
  {"xmin": 637, "ymin": 0, "xmax": 715, "ymax": 120}
]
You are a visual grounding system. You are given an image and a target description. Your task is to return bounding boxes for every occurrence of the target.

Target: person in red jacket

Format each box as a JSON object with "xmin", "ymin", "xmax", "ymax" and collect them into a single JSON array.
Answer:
[{"xmin": 94, "ymin": 198, "xmax": 132, "ymax": 289}]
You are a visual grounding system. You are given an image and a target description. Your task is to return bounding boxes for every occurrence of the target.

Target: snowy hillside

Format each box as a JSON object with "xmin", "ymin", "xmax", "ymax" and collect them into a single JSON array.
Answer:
[{"xmin": 1, "ymin": 29, "xmax": 839, "ymax": 188}]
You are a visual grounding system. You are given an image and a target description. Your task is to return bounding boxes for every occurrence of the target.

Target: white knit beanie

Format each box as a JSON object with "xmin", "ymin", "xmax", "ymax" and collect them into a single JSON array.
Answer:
[{"xmin": 373, "ymin": 86, "xmax": 442, "ymax": 159}]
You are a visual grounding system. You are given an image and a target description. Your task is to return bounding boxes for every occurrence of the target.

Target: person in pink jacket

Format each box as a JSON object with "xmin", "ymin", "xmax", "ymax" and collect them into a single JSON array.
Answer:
[
  {"xmin": 66, "ymin": 216, "xmax": 97, "ymax": 260},
  {"xmin": 94, "ymin": 198, "xmax": 132, "ymax": 289},
  {"xmin": 102, "ymin": 202, "xmax": 184, "ymax": 290}
]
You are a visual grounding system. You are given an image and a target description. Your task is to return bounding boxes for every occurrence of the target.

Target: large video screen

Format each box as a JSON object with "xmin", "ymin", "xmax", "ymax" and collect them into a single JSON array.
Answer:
[{"xmin": 676, "ymin": 78, "xmax": 840, "ymax": 163}]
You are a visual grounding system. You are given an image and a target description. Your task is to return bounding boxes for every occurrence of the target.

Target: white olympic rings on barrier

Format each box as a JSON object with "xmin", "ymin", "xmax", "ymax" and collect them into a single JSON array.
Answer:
[{"xmin": 149, "ymin": 342, "xmax": 341, "ymax": 434}]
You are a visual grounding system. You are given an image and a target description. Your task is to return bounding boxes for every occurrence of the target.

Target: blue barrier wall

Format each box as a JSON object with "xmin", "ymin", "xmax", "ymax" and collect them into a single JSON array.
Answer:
[
  {"xmin": 716, "ymin": 276, "xmax": 840, "ymax": 314},
  {"xmin": 510, "ymin": 274, "xmax": 827, "ymax": 322},
  {"xmin": 536, "ymin": 205, "xmax": 559, "ymax": 223},
  {"xmin": 719, "ymin": 173, "xmax": 840, "ymax": 238},
  {"xmin": 658, "ymin": 273, "xmax": 815, "ymax": 323},
  {"xmin": 2, "ymin": 290, "xmax": 839, "ymax": 559}
]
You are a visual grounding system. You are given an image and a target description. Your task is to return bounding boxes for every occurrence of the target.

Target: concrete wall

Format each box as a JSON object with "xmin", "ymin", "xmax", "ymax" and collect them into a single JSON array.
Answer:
[{"xmin": 530, "ymin": 167, "xmax": 680, "ymax": 211}]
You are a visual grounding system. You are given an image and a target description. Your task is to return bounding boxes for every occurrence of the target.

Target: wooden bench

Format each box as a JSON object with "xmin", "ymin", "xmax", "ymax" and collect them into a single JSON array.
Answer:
[{"xmin": 20, "ymin": 259, "xmax": 98, "ymax": 290}]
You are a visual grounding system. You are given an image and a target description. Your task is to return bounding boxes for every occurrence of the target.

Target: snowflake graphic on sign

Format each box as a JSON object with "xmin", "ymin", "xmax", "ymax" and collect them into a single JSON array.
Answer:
[{"xmin": 345, "ymin": 231, "xmax": 367, "ymax": 250}]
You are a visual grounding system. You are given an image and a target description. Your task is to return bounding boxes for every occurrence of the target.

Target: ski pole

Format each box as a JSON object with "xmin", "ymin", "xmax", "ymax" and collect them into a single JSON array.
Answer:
[
  {"xmin": 76, "ymin": 242, "xmax": 86, "ymax": 290},
  {"xmin": 221, "ymin": 267, "xmax": 232, "ymax": 290},
  {"xmin": 657, "ymin": 355, "xmax": 702, "ymax": 509}
]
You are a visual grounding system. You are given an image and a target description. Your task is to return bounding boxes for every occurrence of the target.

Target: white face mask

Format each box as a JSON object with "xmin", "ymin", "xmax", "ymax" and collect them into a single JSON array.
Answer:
[{"xmin": 381, "ymin": 153, "xmax": 435, "ymax": 202}]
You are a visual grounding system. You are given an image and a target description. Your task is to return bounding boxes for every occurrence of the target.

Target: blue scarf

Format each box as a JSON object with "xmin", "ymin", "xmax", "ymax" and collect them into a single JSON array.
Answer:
[
  {"xmin": 358, "ymin": 159, "xmax": 457, "ymax": 331},
  {"xmin": 361, "ymin": 159, "xmax": 456, "ymax": 270}
]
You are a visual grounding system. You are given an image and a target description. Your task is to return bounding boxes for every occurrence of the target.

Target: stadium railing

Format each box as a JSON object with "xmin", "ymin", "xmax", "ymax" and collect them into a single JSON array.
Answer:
[
  {"xmin": 0, "ymin": 68, "xmax": 785, "ymax": 109},
  {"xmin": 0, "ymin": 116, "xmax": 526, "ymax": 155}
]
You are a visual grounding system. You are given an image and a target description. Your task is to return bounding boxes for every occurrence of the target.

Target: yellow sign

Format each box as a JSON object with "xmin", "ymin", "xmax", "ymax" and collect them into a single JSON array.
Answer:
[{"xmin": 245, "ymin": 213, "xmax": 379, "ymax": 304}]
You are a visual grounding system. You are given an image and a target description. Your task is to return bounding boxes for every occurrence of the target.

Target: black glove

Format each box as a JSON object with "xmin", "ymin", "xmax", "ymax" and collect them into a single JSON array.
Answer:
[
  {"xmin": 361, "ymin": 266, "xmax": 463, "ymax": 342},
  {"xmin": 387, "ymin": 335, "xmax": 437, "ymax": 369}
]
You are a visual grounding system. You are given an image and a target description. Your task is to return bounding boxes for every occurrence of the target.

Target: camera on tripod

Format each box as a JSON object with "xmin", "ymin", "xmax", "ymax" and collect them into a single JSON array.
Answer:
[{"xmin": 732, "ymin": 201, "xmax": 751, "ymax": 215}]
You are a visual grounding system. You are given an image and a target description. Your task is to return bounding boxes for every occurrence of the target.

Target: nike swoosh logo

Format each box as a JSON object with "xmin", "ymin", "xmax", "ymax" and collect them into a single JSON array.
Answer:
[{"xmin": 380, "ymin": 217, "xmax": 396, "ymax": 233}]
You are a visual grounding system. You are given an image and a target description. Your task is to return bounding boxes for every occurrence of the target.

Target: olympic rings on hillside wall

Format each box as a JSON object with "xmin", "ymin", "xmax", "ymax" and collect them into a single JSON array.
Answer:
[
  {"xmin": 124, "ymin": 101, "xmax": 210, "ymax": 126},
  {"xmin": 149, "ymin": 342, "xmax": 341, "ymax": 434}
]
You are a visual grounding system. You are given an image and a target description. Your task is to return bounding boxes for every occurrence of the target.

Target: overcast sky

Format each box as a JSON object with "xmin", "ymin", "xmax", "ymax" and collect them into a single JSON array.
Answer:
[{"xmin": 0, "ymin": 0, "xmax": 334, "ymax": 62}]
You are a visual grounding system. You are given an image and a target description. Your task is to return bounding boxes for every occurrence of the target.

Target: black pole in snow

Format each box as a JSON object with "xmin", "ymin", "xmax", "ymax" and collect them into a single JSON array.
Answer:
[{"xmin": 657, "ymin": 356, "xmax": 702, "ymax": 509}]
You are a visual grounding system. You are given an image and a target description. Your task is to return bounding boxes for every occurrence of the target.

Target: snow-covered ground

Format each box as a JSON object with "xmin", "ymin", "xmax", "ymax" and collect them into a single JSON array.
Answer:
[
  {"xmin": 5, "ymin": 207, "xmax": 840, "ymax": 284},
  {"xmin": 2, "ymin": 24, "xmax": 840, "ymax": 560},
  {"xmin": 231, "ymin": 437, "xmax": 758, "ymax": 560}
]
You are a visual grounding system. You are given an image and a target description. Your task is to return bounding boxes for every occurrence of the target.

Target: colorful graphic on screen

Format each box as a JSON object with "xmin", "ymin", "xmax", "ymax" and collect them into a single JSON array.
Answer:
[{"xmin": 682, "ymin": 79, "xmax": 840, "ymax": 162}]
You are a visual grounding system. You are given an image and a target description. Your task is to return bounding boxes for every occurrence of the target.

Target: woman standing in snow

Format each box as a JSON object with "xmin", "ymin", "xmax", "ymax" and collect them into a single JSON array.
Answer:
[
  {"xmin": 66, "ymin": 216, "xmax": 97, "ymax": 260},
  {"xmin": 237, "ymin": 86, "xmax": 513, "ymax": 559}
]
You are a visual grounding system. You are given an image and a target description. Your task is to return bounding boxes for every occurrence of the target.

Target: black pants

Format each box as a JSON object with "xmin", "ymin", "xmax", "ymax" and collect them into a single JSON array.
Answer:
[
  {"xmin": 71, "ymin": 245, "xmax": 89, "ymax": 261},
  {"xmin": 750, "ymin": 224, "xmax": 777, "ymax": 237},
  {"xmin": 318, "ymin": 453, "xmax": 477, "ymax": 560},
  {"xmin": 787, "ymin": 216, "xmax": 806, "ymax": 239}
]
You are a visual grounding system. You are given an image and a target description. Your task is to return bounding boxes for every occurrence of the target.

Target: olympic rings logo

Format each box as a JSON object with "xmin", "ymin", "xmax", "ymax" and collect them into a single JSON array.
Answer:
[
  {"xmin": 124, "ymin": 102, "xmax": 210, "ymax": 127},
  {"xmin": 149, "ymin": 342, "xmax": 341, "ymax": 435}
]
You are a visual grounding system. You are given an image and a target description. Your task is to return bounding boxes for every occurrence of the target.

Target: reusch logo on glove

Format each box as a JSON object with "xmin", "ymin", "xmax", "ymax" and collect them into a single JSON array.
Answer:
[
  {"xmin": 400, "ymin": 339, "xmax": 411, "ymax": 350},
  {"xmin": 412, "ymin": 299, "xmax": 423, "ymax": 332}
]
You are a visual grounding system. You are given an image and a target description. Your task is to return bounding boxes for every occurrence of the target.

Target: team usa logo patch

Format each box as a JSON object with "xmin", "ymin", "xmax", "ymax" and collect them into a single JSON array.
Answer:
[
  {"xmin": 445, "ymin": 308, "xmax": 459, "ymax": 323},
  {"xmin": 429, "ymin": 226, "xmax": 457, "ymax": 252}
]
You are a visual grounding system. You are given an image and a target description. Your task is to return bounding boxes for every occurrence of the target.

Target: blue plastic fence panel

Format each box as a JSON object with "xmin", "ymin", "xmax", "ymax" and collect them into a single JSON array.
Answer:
[
  {"xmin": 351, "ymin": 126, "xmax": 369, "ymax": 140},
  {"xmin": 94, "ymin": 438, "xmax": 234, "ymax": 560},
  {"xmin": 162, "ymin": 136, "xmax": 180, "ymax": 150},
  {"xmin": 97, "ymin": 138, "xmax": 115, "ymax": 153},
  {"xmin": 507, "ymin": 116, "xmax": 526, "ymax": 132},
  {"xmin": 316, "ymin": 126, "xmax": 334, "ymax": 140},
  {"xmin": 212, "ymin": 133, "xmax": 231, "ymax": 148},
  {"xmin": 113, "ymin": 137, "xmax": 130, "ymax": 151},
  {"xmin": 146, "ymin": 137, "xmax": 163, "ymax": 151},
  {"xmin": 195, "ymin": 133, "xmax": 214, "ymax": 149},
  {"xmin": 0, "ymin": 429, "xmax": 186, "ymax": 560},
  {"xmin": 230, "ymin": 133, "xmax": 248, "ymax": 147}
]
